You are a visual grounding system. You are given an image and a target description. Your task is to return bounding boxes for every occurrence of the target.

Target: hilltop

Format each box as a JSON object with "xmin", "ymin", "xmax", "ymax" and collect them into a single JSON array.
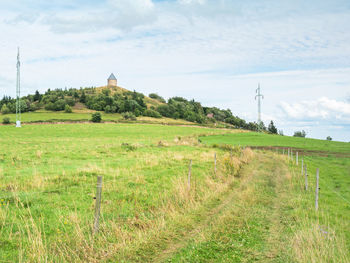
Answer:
[{"xmin": 0, "ymin": 85, "xmax": 267, "ymax": 131}]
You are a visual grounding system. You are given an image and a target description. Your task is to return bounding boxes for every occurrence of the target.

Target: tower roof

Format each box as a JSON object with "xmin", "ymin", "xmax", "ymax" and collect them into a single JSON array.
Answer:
[{"xmin": 108, "ymin": 73, "xmax": 117, "ymax": 80}]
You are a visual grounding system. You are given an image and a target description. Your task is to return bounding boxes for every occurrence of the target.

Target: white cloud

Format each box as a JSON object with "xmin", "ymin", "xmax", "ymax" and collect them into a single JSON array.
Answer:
[{"xmin": 279, "ymin": 97, "xmax": 350, "ymax": 123}]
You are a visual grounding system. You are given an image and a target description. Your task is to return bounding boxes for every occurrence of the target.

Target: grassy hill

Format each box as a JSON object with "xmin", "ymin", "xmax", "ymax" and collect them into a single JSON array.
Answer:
[
  {"xmin": 1, "ymin": 85, "xmax": 263, "ymax": 131},
  {"xmin": 0, "ymin": 123, "xmax": 349, "ymax": 262}
]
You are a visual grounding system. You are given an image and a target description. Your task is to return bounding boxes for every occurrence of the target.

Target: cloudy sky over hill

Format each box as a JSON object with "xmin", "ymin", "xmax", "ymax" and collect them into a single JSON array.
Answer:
[{"xmin": 1, "ymin": 0, "xmax": 349, "ymax": 141}]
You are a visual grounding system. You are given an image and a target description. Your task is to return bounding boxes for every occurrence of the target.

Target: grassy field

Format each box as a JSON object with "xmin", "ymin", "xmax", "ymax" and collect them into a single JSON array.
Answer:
[
  {"xmin": 0, "ymin": 123, "xmax": 243, "ymax": 262},
  {"xmin": 0, "ymin": 124, "xmax": 349, "ymax": 262},
  {"xmin": 200, "ymin": 131, "xmax": 350, "ymax": 153},
  {"xmin": 201, "ymin": 132, "xmax": 350, "ymax": 262},
  {"xmin": 1, "ymin": 111, "xmax": 194, "ymax": 126}
]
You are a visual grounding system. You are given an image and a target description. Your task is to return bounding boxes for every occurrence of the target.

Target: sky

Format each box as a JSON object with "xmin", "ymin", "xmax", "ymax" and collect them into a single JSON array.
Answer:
[{"xmin": 0, "ymin": 0, "xmax": 350, "ymax": 141}]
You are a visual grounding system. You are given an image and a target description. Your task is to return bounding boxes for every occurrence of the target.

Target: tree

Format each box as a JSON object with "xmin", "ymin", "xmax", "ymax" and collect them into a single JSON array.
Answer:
[
  {"xmin": 80, "ymin": 91, "xmax": 86, "ymax": 103},
  {"xmin": 91, "ymin": 112, "xmax": 102, "ymax": 123},
  {"xmin": 268, "ymin": 120, "xmax": 277, "ymax": 134},
  {"xmin": 149, "ymin": 93, "xmax": 166, "ymax": 103},
  {"xmin": 1, "ymin": 104, "xmax": 10, "ymax": 114},
  {"xmin": 294, "ymin": 130, "xmax": 306, "ymax": 138},
  {"xmin": 326, "ymin": 136, "xmax": 332, "ymax": 141},
  {"xmin": 73, "ymin": 91, "xmax": 79, "ymax": 100},
  {"xmin": 33, "ymin": 90, "xmax": 41, "ymax": 101}
]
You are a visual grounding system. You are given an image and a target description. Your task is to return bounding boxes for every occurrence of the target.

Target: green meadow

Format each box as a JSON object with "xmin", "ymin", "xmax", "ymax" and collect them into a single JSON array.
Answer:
[
  {"xmin": 201, "ymin": 131, "xmax": 350, "ymax": 154},
  {"xmin": 201, "ymin": 132, "xmax": 350, "ymax": 261},
  {"xmin": 0, "ymin": 123, "xmax": 349, "ymax": 262}
]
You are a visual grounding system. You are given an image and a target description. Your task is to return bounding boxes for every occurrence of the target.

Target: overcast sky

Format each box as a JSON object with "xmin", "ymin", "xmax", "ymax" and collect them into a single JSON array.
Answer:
[{"xmin": 1, "ymin": 0, "xmax": 349, "ymax": 141}]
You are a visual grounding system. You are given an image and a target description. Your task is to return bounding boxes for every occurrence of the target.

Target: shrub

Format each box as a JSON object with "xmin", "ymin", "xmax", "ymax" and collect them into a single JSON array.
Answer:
[
  {"xmin": 91, "ymin": 112, "xmax": 102, "ymax": 123},
  {"xmin": 2, "ymin": 117, "xmax": 10, "ymax": 124},
  {"xmin": 143, "ymin": 109, "xmax": 162, "ymax": 118},
  {"xmin": 64, "ymin": 105, "xmax": 72, "ymax": 113},
  {"xmin": 1, "ymin": 104, "xmax": 10, "ymax": 114},
  {"xmin": 294, "ymin": 130, "xmax": 306, "ymax": 138},
  {"xmin": 122, "ymin": 112, "xmax": 136, "ymax": 120},
  {"xmin": 268, "ymin": 120, "xmax": 277, "ymax": 134},
  {"xmin": 326, "ymin": 136, "xmax": 332, "ymax": 141},
  {"xmin": 44, "ymin": 102, "xmax": 55, "ymax": 111},
  {"xmin": 104, "ymin": 105, "xmax": 112, "ymax": 113},
  {"xmin": 149, "ymin": 93, "xmax": 166, "ymax": 103}
]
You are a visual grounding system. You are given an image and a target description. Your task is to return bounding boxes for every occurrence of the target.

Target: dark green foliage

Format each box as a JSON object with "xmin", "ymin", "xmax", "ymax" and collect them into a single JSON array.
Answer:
[
  {"xmin": 294, "ymin": 130, "xmax": 306, "ymax": 138},
  {"xmin": 122, "ymin": 112, "xmax": 137, "ymax": 120},
  {"xmin": 33, "ymin": 90, "xmax": 41, "ymax": 101},
  {"xmin": 327, "ymin": 136, "xmax": 332, "ymax": 141},
  {"xmin": 149, "ymin": 93, "xmax": 166, "ymax": 103},
  {"xmin": 2, "ymin": 117, "xmax": 10, "ymax": 124},
  {"xmin": 73, "ymin": 91, "xmax": 79, "ymax": 100},
  {"xmin": 143, "ymin": 109, "xmax": 162, "ymax": 118},
  {"xmin": 268, "ymin": 120, "xmax": 278, "ymax": 134},
  {"xmin": 156, "ymin": 104, "xmax": 173, "ymax": 117},
  {"xmin": 80, "ymin": 91, "xmax": 86, "ymax": 103},
  {"xmin": 91, "ymin": 112, "xmax": 102, "ymax": 123},
  {"xmin": 1, "ymin": 104, "xmax": 10, "ymax": 114}
]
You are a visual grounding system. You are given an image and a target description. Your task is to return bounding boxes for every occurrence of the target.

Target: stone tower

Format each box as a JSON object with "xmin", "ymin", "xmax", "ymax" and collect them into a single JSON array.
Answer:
[{"xmin": 107, "ymin": 73, "xmax": 117, "ymax": 87}]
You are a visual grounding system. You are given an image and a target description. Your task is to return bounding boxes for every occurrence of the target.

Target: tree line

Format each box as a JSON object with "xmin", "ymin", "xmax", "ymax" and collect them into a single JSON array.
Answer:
[{"xmin": 0, "ymin": 87, "xmax": 279, "ymax": 133}]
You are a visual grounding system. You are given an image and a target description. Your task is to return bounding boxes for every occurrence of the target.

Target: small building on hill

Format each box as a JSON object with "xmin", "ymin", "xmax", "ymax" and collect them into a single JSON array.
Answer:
[{"xmin": 107, "ymin": 73, "xmax": 117, "ymax": 87}]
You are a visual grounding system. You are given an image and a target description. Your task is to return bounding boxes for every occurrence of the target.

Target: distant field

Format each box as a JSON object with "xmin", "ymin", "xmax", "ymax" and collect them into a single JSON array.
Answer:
[
  {"xmin": 200, "ymin": 132, "xmax": 350, "ymax": 153},
  {"xmin": 1, "ymin": 111, "xmax": 122, "ymax": 122},
  {"xmin": 1, "ymin": 111, "xmax": 193, "ymax": 125}
]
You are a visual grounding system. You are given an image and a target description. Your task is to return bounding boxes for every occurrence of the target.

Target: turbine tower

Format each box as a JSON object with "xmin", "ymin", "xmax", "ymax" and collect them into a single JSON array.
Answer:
[
  {"xmin": 16, "ymin": 47, "xmax": 21, "ymax": 128},
  {"xmin": 255, "ymin": 83, "xmax": 264, "ymax": 131}
]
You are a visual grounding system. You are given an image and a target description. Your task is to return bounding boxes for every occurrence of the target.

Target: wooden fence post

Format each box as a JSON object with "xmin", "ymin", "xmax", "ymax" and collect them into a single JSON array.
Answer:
[
  {"xmin": 304, "ymin": 165, "xmax": 308, "ymax": 191},
  {"xmin": 315, "ymin": 168, "xmax": 319, "ymax": 211},
  {"xmin": 296, "ymin": 152, "xmax": 298, "ymax": 166},
  {"xmin": 93, "ymin": 176, "xmax": 103, "ymax": 234},
  {"xmin": 214, "ymin": 153, "xmax": 217, "ymax": 175},
  {"xmin": 288, "ymin": 148, "xmax": 290, "ymax": 159},
  {"xmin": 301, "ymin": 158, "xmax": 304, "ymax": 176},
  {"xmin": 188, "ymin": 159, "xmax": 192, "ymax": 189}
]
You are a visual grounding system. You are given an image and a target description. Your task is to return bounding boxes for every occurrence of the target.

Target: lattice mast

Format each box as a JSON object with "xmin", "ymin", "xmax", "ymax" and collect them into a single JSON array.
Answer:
[
  {"xmin": 255, "ymin": 83, "xmax": 264, "ymax": 131},
  {"xmin": 16, "ymin": 47, "xmax": 21, "ymax": 127}
]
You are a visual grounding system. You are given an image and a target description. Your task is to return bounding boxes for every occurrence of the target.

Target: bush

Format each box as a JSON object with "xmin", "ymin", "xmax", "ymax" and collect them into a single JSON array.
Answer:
[
  {"xmin": 44, "ymin": 102, "xmax": 55, "ymax": 111},
  {"xmin": 268, "ymin": 120, "xmax": 277, "ymax": 134},
  {"xmin": 1, "ymin": 104, "xmax": 10, "ymax": 114},
  {"xmin": 122, "ymin": 112, "xmax": 136, "ymax": 121},
  {"xmin": 104, "ymin": 105, "xmax": 112, "ymax": 113},
  {"xmin": 2, "ymin": 117, "xmax": 10, "ymax": 124},
  {"xmin": 91, "ymin": 112, "xmax": 102, "ymax": 123},
  {"xmin": 64, "ymin": 105, "xmax": 72, "ymax": 113},
  {"xmin": 294, "ymin": 130, "xmax": 306, "ymax": 138},
  {"xmin": 143, "ymin": 109, "xmax": 162, "ymax": 118},
  {"xmin": 149, "ymin": 93, "xmax": 166, "ymax": 103},
  {"xmin": 326, "ymin": 136, "xmax": 332, "ymax": 141}
]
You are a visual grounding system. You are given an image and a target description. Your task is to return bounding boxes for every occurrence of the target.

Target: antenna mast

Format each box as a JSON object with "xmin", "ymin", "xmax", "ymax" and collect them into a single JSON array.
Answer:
[
  {"xmin": 16, "ymin": 47, "xmax": 21, "ymax": 128},
  {"xmin": 255, "ymin": 83, "xmax": 264, "ymax": 131}
]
